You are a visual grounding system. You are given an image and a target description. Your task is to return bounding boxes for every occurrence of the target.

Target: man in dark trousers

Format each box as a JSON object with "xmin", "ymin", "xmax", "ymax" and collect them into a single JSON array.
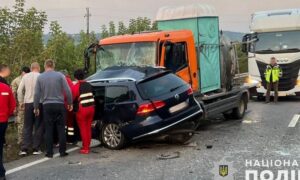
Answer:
[
  {"xmin": 0, "ymin": 82, "xmax": 16, "ymax": 179},
  {"xmin": 18, "ymin": 63, "xmax": 43, "ymax": 155},
  {"xmin": 34, "ymin": 59, "xmax": 73, "ymax": 158},
  {"xmin": 0, "ymin": 65, "xmax": 11, "ymax": 85},
  {"xmin": 265, "ymin": 57, "xmax": 283, "ymax": 103}
]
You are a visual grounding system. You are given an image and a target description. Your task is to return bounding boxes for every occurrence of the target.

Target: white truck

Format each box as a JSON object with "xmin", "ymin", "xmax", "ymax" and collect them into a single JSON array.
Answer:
[{"xmin": 242, "ymin": 9, "xmax": 300, "ymax": 98}]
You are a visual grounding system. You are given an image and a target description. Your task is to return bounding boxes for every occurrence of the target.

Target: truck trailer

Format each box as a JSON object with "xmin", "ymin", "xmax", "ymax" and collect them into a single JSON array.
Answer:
[
  {"xmin": 84, "ymin": 4, "xmax": 249, "ymax": 120},
  {"xmin": 243, "ymin": 9, "xmax": 300, "ymax": 98}
]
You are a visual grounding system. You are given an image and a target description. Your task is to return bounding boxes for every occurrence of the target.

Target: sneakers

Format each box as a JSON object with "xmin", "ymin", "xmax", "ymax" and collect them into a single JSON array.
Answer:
[
  {"xmin": 79, "ymin": 149, "xmax": 90, "ymax": 154},
  {"xmin": 33, "ymin": 150, "xmax": 43, "ymax": 155},
  {"xmin": 45, "ymin": 154, "xmax": 53, "ymax": 158},
  {"xmin": 18, "ymin": 150, "xmax": 27, "ymax": 156},
  {"xmin": 60, "ymin": 152, "xmax": 68, "ymax": 157}
]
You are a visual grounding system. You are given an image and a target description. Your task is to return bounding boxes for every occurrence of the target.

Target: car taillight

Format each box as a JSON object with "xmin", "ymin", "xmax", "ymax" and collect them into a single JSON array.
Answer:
[
  {"xmin": 187, "ymin": 87, "xmax": 193, "ymax": 95},
  {"xmin": 137, "ymin": 100, "xmax": 165, "ymax": 115}
]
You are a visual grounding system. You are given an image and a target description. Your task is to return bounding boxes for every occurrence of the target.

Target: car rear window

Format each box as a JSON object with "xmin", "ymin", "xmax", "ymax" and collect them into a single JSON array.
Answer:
[{"xmin": 138, "ymin": 73, "xmax": 186, "ymax": 99}]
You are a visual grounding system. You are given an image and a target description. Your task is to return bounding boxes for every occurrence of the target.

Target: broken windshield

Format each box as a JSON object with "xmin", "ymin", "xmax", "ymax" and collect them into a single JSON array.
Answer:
[{"xmin": 96, "ymin": 42, "xmax": 157, "ymax": 70}]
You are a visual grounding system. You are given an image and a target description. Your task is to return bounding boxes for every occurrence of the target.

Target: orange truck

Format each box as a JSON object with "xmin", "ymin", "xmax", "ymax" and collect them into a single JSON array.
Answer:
[{"xmin": 84, "ymin": 4, "xmax": 249, "ymax": 119}]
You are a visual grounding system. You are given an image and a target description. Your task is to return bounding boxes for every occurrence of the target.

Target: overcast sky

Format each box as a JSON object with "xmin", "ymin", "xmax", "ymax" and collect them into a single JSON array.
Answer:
[{"xmin": 1, "ymin": 0, "xmax": 299, "ymax": 33}]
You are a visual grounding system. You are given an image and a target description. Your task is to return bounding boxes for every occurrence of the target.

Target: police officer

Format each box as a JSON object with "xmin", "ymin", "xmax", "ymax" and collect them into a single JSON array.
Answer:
[
  {"xmin": 265, "ymin": 57, "xmax": 282, "ymax": 103},
  {"xmin": 11, "ymin": 66, "xmax": 30, "ymax": 145}
]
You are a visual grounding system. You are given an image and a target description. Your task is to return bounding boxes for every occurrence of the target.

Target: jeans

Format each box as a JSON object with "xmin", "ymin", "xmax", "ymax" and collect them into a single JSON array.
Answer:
[
  {"xmin": 43, "ymin": 103, "xmax": 67, "ymax": 155},
  {"xmin": 266, "ymin": 81, "xmax": 279, "ymax": 102},
  {"xmin": 21, "ymin": 103, "xmax": 44, "ymax": 151},
  {"xmin": 0, "ymin": 122, "xmax": 8, "ymax": 177}
]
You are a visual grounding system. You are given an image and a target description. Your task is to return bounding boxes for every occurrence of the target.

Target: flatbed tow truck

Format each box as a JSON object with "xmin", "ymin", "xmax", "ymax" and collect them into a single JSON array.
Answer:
[{"xmin": 84, "ymin": 4, "xmax": 249, "ymax": 120}]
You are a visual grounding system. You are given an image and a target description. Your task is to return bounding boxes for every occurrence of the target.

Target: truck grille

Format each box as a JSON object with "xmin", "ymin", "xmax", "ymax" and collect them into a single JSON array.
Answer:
[{"xmin": 256, "ymin": 60, "xmax": 300, "ymax": 91}]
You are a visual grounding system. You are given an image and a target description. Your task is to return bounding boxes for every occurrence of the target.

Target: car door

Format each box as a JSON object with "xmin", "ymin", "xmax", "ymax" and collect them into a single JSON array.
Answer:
[
  {"xmin": 161, "ymin": 42, "xmax": 192, "ymax": 85},
  {"xmin": 104, "ymin": 85, "xmax": 138, "ymax": 126}
]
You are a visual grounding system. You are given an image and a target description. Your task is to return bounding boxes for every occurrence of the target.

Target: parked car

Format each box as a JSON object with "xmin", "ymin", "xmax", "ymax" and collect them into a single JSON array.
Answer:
[{"xmin": 87, "ymin": 66, "xmax": 202, "ymax": 149}]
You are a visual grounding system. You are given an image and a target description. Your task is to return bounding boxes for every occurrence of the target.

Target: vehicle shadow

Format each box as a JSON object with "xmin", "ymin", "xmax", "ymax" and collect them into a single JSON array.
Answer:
[{"xmin": 252, "ymin": 96, "xmax": 300, "ymax": 102}]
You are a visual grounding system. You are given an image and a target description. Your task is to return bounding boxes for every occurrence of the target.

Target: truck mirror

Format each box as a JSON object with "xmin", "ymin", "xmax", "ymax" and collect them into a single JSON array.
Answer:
[
  {"xmin": 241, "ymin": 34, "xmax": 250, "ymax": 53},
  {"xmin": 84, "ymin": 43, "xmax": 99, "ymax": 74}
]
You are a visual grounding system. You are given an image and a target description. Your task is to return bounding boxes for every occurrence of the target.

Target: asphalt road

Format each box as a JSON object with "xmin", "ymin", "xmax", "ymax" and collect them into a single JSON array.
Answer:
[{"xmin": 5, "ymin": 98, "xmax": 300, "ymax": 180}]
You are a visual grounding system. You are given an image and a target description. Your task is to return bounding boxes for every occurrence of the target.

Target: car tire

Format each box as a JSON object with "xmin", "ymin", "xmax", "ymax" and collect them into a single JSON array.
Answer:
[
  {"xmin": 101, "ymin": 123, "xmax": 126, "ymax": 150},
  {"xmin": 231, "ymin": 97, "xmax": 247, "ymax": 119}
]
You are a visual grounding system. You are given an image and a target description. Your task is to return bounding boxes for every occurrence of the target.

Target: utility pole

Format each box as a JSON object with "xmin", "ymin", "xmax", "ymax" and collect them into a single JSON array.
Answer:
[{"xmin": 84, "ymin": 7, "xmax": 91, "ymax": 35}]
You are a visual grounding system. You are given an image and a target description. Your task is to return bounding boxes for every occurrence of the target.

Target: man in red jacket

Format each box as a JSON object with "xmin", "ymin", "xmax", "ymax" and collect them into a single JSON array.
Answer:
[{"xmin": 0, "ymin": 82, "xmax": 16, "ymax": 179}]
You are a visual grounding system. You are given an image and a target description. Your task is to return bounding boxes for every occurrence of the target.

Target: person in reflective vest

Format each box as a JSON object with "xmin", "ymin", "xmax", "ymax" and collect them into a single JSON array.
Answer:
[
  {"xmin": 265, "ymin": 57, "xmax": 282, "ymax": 103},
  {"xmin": 72, "ymin": 69, "xmax": 95, "ymax": 154}
]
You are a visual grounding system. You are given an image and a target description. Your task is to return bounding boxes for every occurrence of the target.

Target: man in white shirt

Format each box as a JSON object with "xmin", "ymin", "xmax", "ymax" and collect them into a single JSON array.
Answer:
[{"xmin": 17, "ymin": 62, "xmax": 43, "ymax": 156}]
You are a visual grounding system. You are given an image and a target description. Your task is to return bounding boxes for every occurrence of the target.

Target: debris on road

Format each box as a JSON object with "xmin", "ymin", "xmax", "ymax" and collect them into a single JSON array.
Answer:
[
  {"xmin": 183, "ymin": 142, "xmax": 197, "ymax": 147},
  {"xmin": 157, "ymin": 151, "xmax": 180, "ymax": 160},
  {"xmin": 68, "ymin": 161, "xmax": 82, "ymax": 165},
  {"xmin": 206, "ymin": 145, "xmax": 213, "ymax": 149}
]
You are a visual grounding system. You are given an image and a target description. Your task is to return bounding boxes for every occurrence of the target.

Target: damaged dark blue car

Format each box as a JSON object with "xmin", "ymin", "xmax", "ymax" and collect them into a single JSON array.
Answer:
[{"xmin": 88, "ymin": 66, "xmax": 202, "ymax": 149}]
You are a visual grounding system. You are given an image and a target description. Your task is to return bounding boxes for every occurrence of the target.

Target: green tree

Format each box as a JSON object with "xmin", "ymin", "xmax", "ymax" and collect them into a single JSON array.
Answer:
[
  {"xmin": 0, "ymin": 0, "xmax": 47, "ymax": 80},
  {"xmin": 40, "ymin": 21, "xmax": 76, "ymax": 73},
  {"xmin": 135, "ymin": 17, "xmax": 151, "ymax": 32},
  {"xmin": 101, "ymin": 25, "xmax": 109, "ymax": 39},
  {"xmin": 108, "ymin": 21, "xmax": 116, "ymax": 37},
  {"xmin": 151, "ymin": 21, "xmax": 158, "ymax": 30},
  {"xmin": 117, "ymin": 21, "xmax": 127, "ymax": 35},
  {"xmin": 236, "ymin": 44, "xmax": 248, "ymax": 73},
  {"xmin": 127, "ymin": 18, "xmax": 136, "ymax": 34},
  {"xmin": 74, "ymin": 30, "xmax": 97, "ymax": 72}
]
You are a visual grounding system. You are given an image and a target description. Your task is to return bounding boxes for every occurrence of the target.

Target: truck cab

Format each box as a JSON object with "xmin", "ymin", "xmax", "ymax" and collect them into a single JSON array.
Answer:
[
  {"xmin": 243, "ymin": 9, "xmax": 300, "ymax": 97},
  {"xmin": 97, "ymin": 30, "xmax": 199, "ymax": 91}
]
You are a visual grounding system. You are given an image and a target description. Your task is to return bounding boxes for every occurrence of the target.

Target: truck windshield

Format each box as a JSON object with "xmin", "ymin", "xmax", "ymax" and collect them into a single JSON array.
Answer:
[
  {"xmin": 255, "ymin": 30, "xmax": 300, "ymax": 53},
  {"xmin": 96, "ymin": 42, "xmax": 156, "ymax": 70}
]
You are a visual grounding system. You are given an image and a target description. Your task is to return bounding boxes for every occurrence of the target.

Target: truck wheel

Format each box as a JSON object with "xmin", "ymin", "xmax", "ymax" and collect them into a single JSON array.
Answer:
[
  {"xmin": 231, "ymin": 97, "xmax": 246, "ymax": 119},
  {"xmin": 101, "ymin": 123, "xmax": 126, "ymax": 150},
  {"xmin": 257, "ymin": 94, "xmax": 265, "ymax": 101},
  {"xmin": 223, "ymin": 111, "xmax": 232, "ymax": 119}
]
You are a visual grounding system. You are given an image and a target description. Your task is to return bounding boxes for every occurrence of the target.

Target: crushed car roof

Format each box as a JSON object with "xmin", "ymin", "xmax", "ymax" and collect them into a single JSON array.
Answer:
[{"xmin": 87, "ymin": 66, "xmax": 166, "ymax": 82}]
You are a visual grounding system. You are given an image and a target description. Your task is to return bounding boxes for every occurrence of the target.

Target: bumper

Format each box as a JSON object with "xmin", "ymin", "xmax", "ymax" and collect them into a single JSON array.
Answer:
[
  {"xmin": 257, "ymin": 86, "xmax": 300, "ymax": 96},
  {"xmin": 128, "ymin": 105, "xmax": 202, "ymax": 140}
]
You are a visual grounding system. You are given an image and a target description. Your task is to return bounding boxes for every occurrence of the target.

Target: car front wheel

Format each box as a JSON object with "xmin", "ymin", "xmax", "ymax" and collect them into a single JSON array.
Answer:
[{"xmin": 101, "ymin": 123, "xmax": 125, "ymax": 150}]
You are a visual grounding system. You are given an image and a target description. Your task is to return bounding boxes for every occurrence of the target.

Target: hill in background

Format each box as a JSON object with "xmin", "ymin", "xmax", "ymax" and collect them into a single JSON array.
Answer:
[
  {"xmin": 43, "ymin": 31, "xmax": 245, "ymax": 45},
  {"xmin": 223, "ymin": 31, "xmax": 245, "ymax": 42}
]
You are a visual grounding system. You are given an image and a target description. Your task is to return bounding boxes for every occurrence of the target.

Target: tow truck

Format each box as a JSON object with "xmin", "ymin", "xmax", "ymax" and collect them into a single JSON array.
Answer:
[{"xmin": 84, "ymin": 4, "xmax": 249, "ymax": 120}]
